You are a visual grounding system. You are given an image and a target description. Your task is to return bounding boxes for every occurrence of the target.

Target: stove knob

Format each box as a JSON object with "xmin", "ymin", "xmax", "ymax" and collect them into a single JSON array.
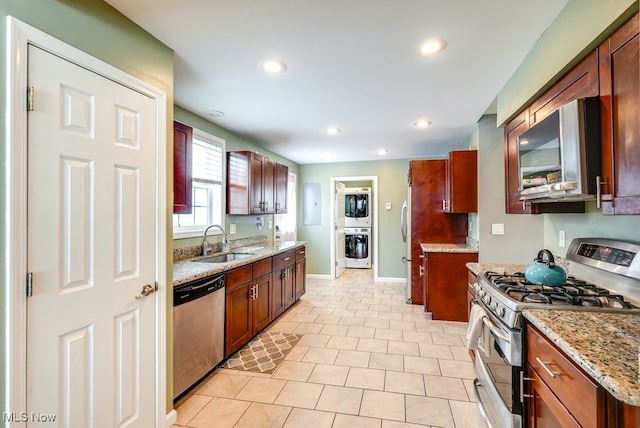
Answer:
[
  {"xmin": 477, "ymin": 289, "xmax": 485, "ymax": 298},
  {"xmin": 496, "ymin": 305, "xmax": 505, "ymax": 317},
  {"xmin": 483, "ymin": 296, "xmax": 491, "ymax": 306}
]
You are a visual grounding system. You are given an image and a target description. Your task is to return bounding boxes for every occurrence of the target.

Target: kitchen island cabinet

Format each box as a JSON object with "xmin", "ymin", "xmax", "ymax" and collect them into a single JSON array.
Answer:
[
  {"xmin": 524, "ymin": 309, "xmax": 640, "ymax": 428},
  {"xmin": 598, "ymin": 13, "xmax": 640, "ymax": 215},
  {"xmin": 420, "ymin": 244, "xmax": 478, "ymax": 322}
]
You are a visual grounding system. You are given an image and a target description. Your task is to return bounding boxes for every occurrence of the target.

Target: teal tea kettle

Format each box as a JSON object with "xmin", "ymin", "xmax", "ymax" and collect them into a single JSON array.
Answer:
[{"xmin": 524, "ymin": 249, "xmax": 567, "ymax": 287}]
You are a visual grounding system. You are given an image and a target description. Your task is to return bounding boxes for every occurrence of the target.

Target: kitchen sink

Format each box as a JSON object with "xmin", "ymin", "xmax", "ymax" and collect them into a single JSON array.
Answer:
[{"xmin": 194, "ymin": 252, "xmax": 254, "ymax": 263}]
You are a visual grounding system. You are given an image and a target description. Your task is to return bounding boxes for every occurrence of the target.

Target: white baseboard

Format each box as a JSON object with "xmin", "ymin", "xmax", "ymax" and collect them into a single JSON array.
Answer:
[
  {"xmin": 166, "ymin": 409, "xmax": 177, "ymax": 427},
  {"xmin": 376, "ymin": 277, "xmax": 407, "ymax": 283},
  {"xmin": 306, "ymin": 273, "xmax": 333, "ymax": 280}
]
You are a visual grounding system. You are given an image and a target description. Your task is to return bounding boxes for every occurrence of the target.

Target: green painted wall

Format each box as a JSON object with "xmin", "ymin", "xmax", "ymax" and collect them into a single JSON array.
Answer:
[
  {"xmin": 299, "ymin": 159, "xmax": 419, "ymax": 278},
  {"xmin": 497, "ymin": 0, "xmax": 638, "ymax": 125},
  {"xmin": 0, "ymin": 0, "xmax": 175, "ymax": 413}
]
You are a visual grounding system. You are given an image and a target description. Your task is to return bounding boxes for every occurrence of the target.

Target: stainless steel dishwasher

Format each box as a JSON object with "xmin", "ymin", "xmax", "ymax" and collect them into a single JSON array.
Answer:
[{"xmin": 173, "ymin": 273, "xmax": 225, "ymax": 399}]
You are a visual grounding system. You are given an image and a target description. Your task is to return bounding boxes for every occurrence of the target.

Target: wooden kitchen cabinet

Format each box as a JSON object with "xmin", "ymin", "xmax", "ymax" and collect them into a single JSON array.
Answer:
[
  {"xmin": 598, "ymin": 13, "xmax": 640, "ymax": 215},
  {"xmin": 408, "ymin": 160, "xmax": 468, "ymax": 305},
  {"xmin": 294, "ymin": 246, "xmax": 306, "ymax": 301},
  {"xmin": 271, "ymin": 250, "xmax": 296, "ymax": 319},
  {"xmin": 225, "ymin": 258, "xmax": 273, "ymax": 357},
  {"xmin": 227, "ymin": 151, "xmax": 288, "ymax": 214},
  {"xmin": 421, "ymin": 250, "xmax": 478, "ymax": 322},
  {"xmin": 503, "ymin": 51, "xmax": 599, "ymax": 215},
  {"xmin": 526, "ymin": 324, "xmax": 605, "ymax": 428},
  {"xmin": 444, "ymin": 150, "xmax": 477, "ymax": 213},
  {"xmin": 173, "ymin": 121, "xmax": 192, "ymax": 214}
]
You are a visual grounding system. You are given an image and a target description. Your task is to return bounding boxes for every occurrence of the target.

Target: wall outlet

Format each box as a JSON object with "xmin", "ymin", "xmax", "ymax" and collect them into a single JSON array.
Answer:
[
  {"xmin": 385, "ymin": 202, "xmax": 392, "ymax": 211},
  {"xmin": 559, "ymin": 230, "xmax": 566, "ymax": 247},
  {"xmin": 229, "ymin": 224, "xmax": 236, "ymax": 235},
  {"xmin": 491, "ymin": 223, "xmax": 505, "ymax": 235},
  {"xmin": 268, "ymin": 220, "xmax": 273, "ymax": 229}
]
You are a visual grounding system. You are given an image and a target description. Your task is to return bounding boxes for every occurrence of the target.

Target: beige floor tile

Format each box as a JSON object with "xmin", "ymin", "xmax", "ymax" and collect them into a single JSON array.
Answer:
[
  {"xmin": 364, "ymin": 318, "xmax": 390, "ymax": 329},
  {"xmin": 297, "ymin": 333, "xmax": 331, "ymax": 347},
  {"xmin": 385, "ymin": 371, "xmax": 425, "ymax": 396},
  {"xmin": 450, "ymin": 345, "xmax": 472, "ymax": 361},
  {"xmin": 356, "ymin": 310, "xmax": 380, "ymax": 318},
  {"xmin": 424, "ymin": 375, "xmax": 469, "ymax": 400},
  {"xmin": 462, "ymin": 378, "xmax": 477, "ymax": 402},
  {"xmin": 326, "ymin": 335, "xmax": 359, "ymax": 350},
  {"xmin": 381, "ymin": 420, "xmax": 429, "ymax": 428},
  {"xmin": 374, "ymin": 328, "xmax": 404, "ymax": 341},
  {"xmin": 334, "ymin": 349, "xmax": 371, "ymax": 367},
  {"xmin": 450, "ymin": 399, "xmax": 488, "ymax": 428},
  {"xmin": 310, "ymin": 307, "xmax": 336, "ymax": 316},
  {"xmin": 359, "ymin": 390, "xmax": 405, "ymax": 421},
  {"xmin": 270, "ymin": 321, "xmax": 301, "ymax": 333},
  {"xmin": 431, "ymin": 331, "xmax": 464, "ymax": 346},
  {"xmin": 188, "ymin": 397, "xmax": 251, "ymax": 428},
  {"xmin": 345, "ymin": 367, "xmax": 386, "ymax": 390},
  {"xmin": 333, "ymin": 308, "xmax": 358, "ymax": 317},
  {"xmin": 284, "ymin": 345, "xmax": 310, "ymax": 361},
  {"xmin": 272, "ymin": 360, "xmax": 316, "ymax": 381},
  {"xmin": 390, "ymin": 320, "xmax": 417, "ymax": 331},
  {"xmin": 414, "ymin": 322, "xmax": 445, "ymax": 333},
  {"xmin": 235, "ymin": 377, "xmax": 287, "ymax": 403},
  {"xmin": 387, "ymin": 340, "xmax": 420, "ymax": 356},
  {"xmin": 356, "ymin": 338, "xmax": 388, "ymax": 353},
  {"xmin": 441, "ymin": 322, "xmax": 469, "ymax": 336},
  {"xmin": 302, "ymin": 347, "xmax": 339, "ymax": 364},
  {"xmin": 339, "ymin": 316, "xmax": 367, "ymax": 326},
  {"xmin": 347, "ymin": 326, "xmax": 376, "ymax": 338},
  {"xmin": 378, "ymin": 312, "xmax": 404, "ymax": 320},
  {"xmin": 293, "ymin": 323, "xmax": 325, "ymax": 334},
  {"xmin": 418, "ymin": 343, "xmax": 453, "ymax": 359},
  {"xmin": 273, "ymin": 380, "xmax": 324, "ymax": 409},
  {"xmin": 319, "ymin": 324, "xmax": 350, "ymax": 336},
  {"xmin": 308, "ymin": 363, "xmax": 350, "ymax": 386},
  {"xmin": 369, "ymin": 304, "xmax": 392, "ymax": 312},
  {"xmin": 333, "ymin": 413, "xmax": 382, "ymax": 428},
  {"xmin": 290, "ymin": 313, "xmax": 319, "ymax": 323},
  {"xmin": 315, "ymin": 385, "xmax": 364, "ymax": 415},
  {"xmin": 174, "ymin": 394, "xmax": 211, "ymax": 425},
  {"xmin": 438, "ymin": 359, "xmax": 475, "ymax": 379},
  {"xmin": 405, "ymin": 395, "xmax": 454, "ymax": 428},
  {"xmin": 195, "ymin": 372, "xmax": 252, "ymax": 398},
  {"xmin": 234, "ymin": 402, "xmax": 291, "ymax": 428},
  {"xmin": 326, "ymin": 301, "xmax": 350, "ymax": 309},
  {"xmin": 315, "ymin": 314, "xmax": 343, "ymax": 325},
  {"xmin": 404, "ymin": 355, "xmax": 441, "ymax": 375},
  {"xmin": 402, "ymin": 331, "xmax": 434, "ymax": 344},
  {"xmin": 369, "ymin": 352, "xmax": 404, "ymax": 371},
  {"xmin": 283, "ymin": 408, "xmax": 336, "ymax": 428}
]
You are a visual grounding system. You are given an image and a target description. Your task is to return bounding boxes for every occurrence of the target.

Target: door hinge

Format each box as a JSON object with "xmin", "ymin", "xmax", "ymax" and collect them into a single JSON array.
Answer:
[
  {"xmin": 27, "ymin": 86, "xmax": 35, "ymax": 111},
  {"xmin": 26, "ymin": 272, "xmax": 33, "ymax": 297}
]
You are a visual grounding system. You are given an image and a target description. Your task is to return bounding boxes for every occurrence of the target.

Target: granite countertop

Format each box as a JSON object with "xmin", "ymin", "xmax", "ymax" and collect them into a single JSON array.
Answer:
[
  {"xmin": 523, "ymin": 309, "xmax": 640, "ymax": 407},
  {"xmin": 465, "ymin": 262, "xmax": 528, "ymax": 276},
  {"xmin": 173, "ymin": 240, "xmax": 305, "ymax": 286},
  {"xmin": 420, "ymin": 243, "xmax": 479, "ymax": 254}
]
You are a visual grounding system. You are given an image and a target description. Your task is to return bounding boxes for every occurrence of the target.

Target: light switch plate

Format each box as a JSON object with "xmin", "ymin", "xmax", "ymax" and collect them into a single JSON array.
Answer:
[
  {"xmin": 491, "ymin": 223, "xmax": 505, "ymax": 235},
  {"xmin": 229, "ymin": 224, "xmax": 236, "ymax": 235},
  {"xmin": 559, "ymin": 230, "xmax": 566, "ymax": 247},
  {"xmin": 385, "ymin": 202, "xmax": 392, "ymax": 210}
]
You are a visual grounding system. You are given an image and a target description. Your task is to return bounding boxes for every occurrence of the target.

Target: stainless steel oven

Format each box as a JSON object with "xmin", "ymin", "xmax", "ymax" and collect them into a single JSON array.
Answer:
[{"xmin": 467, "ymin": 238, "xmax": 640, "ymax": 428}]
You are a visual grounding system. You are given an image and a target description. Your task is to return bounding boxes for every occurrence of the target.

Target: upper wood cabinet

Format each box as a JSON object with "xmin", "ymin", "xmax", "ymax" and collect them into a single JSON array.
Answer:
[
  {"xmin": 444, "ymin": 150, "xmax": 477, "ymax": 213},
  {"xmin": 227, "ymin": 151, "xmax": 288, "ymax": 215},
  {"xmin": 598, "ymin": 13, "xmax": 640, "ymax": 215},
  {"xmin": 503, "ymin": 51, "xmax": 599, "ymax": 214},
  {"xmin": 173, "ymin": 121, "xmax": 192, "ymax": 214}
]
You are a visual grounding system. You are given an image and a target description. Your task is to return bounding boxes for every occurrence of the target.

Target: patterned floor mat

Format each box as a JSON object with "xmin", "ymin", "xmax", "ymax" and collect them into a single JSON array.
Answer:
[{"xmin": 222, "ymin": 331, "xmax": 302, "ymax": 374}]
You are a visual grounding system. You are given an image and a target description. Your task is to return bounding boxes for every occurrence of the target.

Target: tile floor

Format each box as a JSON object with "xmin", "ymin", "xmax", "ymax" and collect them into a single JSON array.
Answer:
[{"xmin": 172, "ymin": 269, "xmax": 487, "ymax": 428}]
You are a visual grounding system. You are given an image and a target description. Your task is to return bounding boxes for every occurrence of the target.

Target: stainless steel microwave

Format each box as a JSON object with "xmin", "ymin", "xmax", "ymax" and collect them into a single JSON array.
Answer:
[{"xmin": 517, "ymin": 97, "xmax": 601, "ymax": 202}]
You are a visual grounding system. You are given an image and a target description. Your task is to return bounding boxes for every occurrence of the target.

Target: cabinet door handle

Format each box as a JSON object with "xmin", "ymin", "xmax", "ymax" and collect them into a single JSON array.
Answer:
[
  {"xmin": 535, "ymin": 357, "xmax": 559, "ymax": 378},
  {"xmin": 596, "ymin": 175, "xmax": 608, "ymax": 209},
  {"xmin": 419, "ymin": 265, "xmax": 424, "ymax": 277},
  {"xmin": 255, "ymin": 283, "xmax": 258, "ymax": 299}
]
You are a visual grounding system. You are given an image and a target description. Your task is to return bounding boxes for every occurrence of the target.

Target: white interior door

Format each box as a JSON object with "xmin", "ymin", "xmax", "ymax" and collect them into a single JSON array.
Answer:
[
  {"xmin": 334, "ymin": 182, "xmax": 346, "ymax": 278},
  {"xmin": 26, "ymin": 45, "xmax": 157, "ymax": 427}
]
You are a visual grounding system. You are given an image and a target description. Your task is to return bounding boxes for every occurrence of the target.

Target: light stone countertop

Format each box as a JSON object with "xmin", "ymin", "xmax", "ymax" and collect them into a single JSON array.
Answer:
[
  {"xmin": 465, "ymin": 262, "xmax": 528, "ymax": 276},
  {"xmin": 523, "ymin": 309, "xmax": 640, "ymax": 407},
  {"xmin": 173, "ymin": 240, "xmax": 305, "ymax": 286},
  {"xmin": 420, "ymin": 243, "xmax": 479, "ymax": 254}
]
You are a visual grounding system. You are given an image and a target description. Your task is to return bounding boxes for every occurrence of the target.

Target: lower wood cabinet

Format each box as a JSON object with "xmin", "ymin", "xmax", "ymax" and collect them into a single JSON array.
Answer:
[
  {"xmin": 421, "ymin": 251, "xmax": 478, "ymax": 321},
  {"xmin": 225, "ymin": 258, "xmax": 272, "ymax": 357}
]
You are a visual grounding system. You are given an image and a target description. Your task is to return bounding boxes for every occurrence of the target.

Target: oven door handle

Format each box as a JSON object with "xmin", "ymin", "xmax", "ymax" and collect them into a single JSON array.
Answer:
[
  {"xmin": 482, "ymin": 315, "xmax": 510, "ymax": 344},
  {"xmin": 473, "ymin": 379, "xmax": 494, "ymax": 428}
]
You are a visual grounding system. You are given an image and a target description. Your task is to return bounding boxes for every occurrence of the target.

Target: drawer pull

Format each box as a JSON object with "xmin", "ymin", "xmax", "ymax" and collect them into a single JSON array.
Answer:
[{"xmin": 536, "ymin": 357, "xmax": 559, "ymax": 378}]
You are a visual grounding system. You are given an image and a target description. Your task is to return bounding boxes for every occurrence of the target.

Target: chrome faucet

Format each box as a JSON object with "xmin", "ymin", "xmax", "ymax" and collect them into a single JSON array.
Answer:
[{"xmin": 202, "ymin": 224, "xmax": 230, "ymax": 255}]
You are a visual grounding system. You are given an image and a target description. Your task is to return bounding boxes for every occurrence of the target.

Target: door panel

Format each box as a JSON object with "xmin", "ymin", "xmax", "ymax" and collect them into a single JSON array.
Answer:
[
  {"xmin": 26, "ymin": 45, "xmax": 156, "ymax": 426},
  {"xmin": 334, "ymin": 182, "xmax": 346, "ymax": 277}
]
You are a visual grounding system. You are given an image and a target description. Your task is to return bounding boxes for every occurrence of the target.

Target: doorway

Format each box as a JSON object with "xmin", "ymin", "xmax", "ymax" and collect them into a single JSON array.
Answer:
[
  {"xmin": 329, "ymin": 176, "xmax": 378, "ymax": 280},
  {"xmin": 5, "ymin": 18, "xmax": 168, "ymax": 425}
]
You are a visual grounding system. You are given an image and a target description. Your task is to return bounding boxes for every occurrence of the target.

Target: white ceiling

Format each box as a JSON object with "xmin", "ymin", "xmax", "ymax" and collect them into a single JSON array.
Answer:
[{"xmin": 104, "ymin": 0, "xmax": 569, "ymax": 164}]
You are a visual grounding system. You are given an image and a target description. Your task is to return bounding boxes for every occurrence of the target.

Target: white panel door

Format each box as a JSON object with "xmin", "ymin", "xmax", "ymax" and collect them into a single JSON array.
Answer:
[
  {"xmin": 26, "ymin": 45, "xmax": 157, "ymax": 427},
  {"xmin": 334, "ymin": 182, "xmax": 346, "ymax": 278}
]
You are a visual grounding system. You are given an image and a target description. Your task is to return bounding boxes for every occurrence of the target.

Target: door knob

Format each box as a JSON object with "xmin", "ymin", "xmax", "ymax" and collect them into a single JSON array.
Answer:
[{"xmin": 135, "ymin": 284, "xmax": 155, "ymax": 299}]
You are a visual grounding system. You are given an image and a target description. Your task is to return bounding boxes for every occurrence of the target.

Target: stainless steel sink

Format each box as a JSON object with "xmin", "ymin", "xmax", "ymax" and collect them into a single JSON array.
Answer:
[{"xmin": 193, "ymin": 252, "xmax": 254, "ymax": 263}]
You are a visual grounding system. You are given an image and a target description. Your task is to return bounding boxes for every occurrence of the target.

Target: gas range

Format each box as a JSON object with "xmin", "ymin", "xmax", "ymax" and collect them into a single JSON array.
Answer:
[{"xmin": 473, "ymin": 238, "xmax": 640, "ymax": 329}]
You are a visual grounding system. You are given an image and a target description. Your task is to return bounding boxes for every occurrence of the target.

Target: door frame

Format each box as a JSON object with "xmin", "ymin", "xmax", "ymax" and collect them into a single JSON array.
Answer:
[
  {"xmin": 329, "ymin": 176, "xmax": 378, "ymax": 281},
  {"xmin": 4, "ymin": 17, "xmax": 168, "ymax": 425}
]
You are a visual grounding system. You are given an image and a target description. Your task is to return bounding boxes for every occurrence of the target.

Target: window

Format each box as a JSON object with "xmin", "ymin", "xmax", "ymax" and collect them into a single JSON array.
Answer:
[
  {"xmin": 173, "ymin": 129, "xmax": 225, "ymax": 238},
  {"xmin": 275, "ymin": 172, "xmax": 297, "ymax": 241}
]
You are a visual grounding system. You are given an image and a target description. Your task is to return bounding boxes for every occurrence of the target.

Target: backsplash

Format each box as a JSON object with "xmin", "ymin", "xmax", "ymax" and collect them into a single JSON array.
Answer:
[{"xmin": 173, "ymin": 235, "xmax": 270, "ymax": 261}]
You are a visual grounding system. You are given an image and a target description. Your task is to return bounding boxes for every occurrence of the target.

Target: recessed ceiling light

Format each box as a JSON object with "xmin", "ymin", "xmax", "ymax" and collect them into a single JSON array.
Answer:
[
  {"xmin": 261, "ymin": 60, "xmax": 287, "ymax": 73},
  {"xmin": 413, "ymin": 119, "xmax": 432, "ymax": 128},
  {"xmin": 327, "ymin": 127, "xmax": 341, "ymax": 135},
  {"xmin": 204, "ymin": 110, "xmax": 224, "ymax": 118},
  {"xmin": 419, "ymin": 38, "xmax": 447, "ymax": 56},
  {"xmin": 323, "ymin": 151, "xmax": 335, "ymax": 159},
  {"xmin": 377, "ymin": 149, "xmax": 389, "ymax": 155}
]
